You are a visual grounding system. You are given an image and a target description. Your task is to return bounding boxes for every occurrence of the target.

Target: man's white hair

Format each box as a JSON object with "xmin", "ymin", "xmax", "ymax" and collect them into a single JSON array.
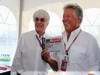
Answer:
[{"xmin": 33, "ymin": 9, "xmax": 50, "ymax": 23}]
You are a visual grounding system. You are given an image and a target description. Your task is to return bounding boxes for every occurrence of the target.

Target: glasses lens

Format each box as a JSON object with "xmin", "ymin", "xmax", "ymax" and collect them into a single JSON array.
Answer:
[
  {"xmin": 35, "ymin": 17, "xmax": 39, "ymax": 21},
  {"xmin": 35, "ymin": 17, "xmax": 45, "ymax": 22},
  {"xmin": 40, "ymin": 18, "xmax": 45, "ymax": 22}
]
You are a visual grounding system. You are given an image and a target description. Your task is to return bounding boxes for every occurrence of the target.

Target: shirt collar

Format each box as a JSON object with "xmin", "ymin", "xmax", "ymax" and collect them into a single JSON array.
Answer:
[
  {"xmin": 63, "ymin": 27, "xmax": 81, "ymax": 42},
  {"xmin": 70, "ymin": 27, "xmax": 81, "ymax": 37},
  {"xmin": 35, "ymin": 31, "xmax": 45, "ymax": 39}
]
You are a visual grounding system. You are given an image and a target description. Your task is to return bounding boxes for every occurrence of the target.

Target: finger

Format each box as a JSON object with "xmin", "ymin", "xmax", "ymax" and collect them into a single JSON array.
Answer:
[
  {"xmin": 42, "ymin": 48, "xmax": 48, "ymax": 51},
  {"xmin": 41, "ymin": 50, "xmax": 49, "ymax": 55},
  {"xmin": 41, "ymin": 52, "xmax": 50, "ymax": 57}
]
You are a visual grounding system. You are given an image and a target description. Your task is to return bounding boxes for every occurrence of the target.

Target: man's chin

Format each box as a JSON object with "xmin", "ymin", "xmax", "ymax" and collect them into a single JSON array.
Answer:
[
  {"xmin": 65, "ymin": 28, "xmax": 72, "ymax": 33},
  {"xmin": 37, "ymin": 31, "xmax": 45, "ymax": 35}
]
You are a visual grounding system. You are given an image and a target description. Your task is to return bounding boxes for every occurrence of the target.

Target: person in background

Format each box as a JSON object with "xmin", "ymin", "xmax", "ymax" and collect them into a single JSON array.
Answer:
[
  {"xmin": 61, "ymin": 4, "xmax": 100, "ymax": 71},
  {"xmin": 11, "ymin": 9, "xmax": 58, "ymax": 75}
]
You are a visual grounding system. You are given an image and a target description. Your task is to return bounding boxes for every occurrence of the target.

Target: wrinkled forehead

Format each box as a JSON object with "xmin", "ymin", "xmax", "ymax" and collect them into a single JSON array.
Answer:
[
  {"xmin": 64, "ymin": 8, "xmax": 76, "ymax": 13},
  {"xmin": 63, "ymin": 8, "xmax": 78, "ymax": 17}
]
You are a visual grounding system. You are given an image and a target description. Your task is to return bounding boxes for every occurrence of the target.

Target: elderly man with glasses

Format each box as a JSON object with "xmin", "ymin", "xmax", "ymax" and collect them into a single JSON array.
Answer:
[{"xmin": 11, "ymin": 9, "xmax": 58, "ymax": 75}]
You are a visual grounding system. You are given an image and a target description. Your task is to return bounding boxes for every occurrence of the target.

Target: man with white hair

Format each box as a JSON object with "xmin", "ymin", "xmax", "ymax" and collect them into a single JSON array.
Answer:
[{"xmin": 11, "ymin": 9, "xmax": 58, "ymax": 75}]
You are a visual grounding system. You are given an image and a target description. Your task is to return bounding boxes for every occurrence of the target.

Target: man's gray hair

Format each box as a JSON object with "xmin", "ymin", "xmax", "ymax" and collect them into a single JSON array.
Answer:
[
  {"xmin": 33, "ymin": 9, "xmax": 50, "ymax": 23},
  {"xmin": 64, "ymin": 4, "xmax": 83, "ymax": 23}
]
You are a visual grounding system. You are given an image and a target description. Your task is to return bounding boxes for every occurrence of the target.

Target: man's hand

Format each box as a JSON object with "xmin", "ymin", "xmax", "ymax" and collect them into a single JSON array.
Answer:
[
  {"xmin": 48, "ymin": 59, "xmax": 58, "ymax": 71},
  {"xmin": 41, "ymin": 48, "xmax": 50, "ymax": 63},
  {"xmin": 41, "ymin": 49, "xmax": 58, "ymax": 71}
]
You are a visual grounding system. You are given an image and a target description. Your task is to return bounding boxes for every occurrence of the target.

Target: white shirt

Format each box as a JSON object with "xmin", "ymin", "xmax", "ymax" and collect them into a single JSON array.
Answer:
[
  {"xmin": 11, "ymin": 30, "xmax": 48, "ymax": 75},
  {"xmin": 62, "ymin": 28, "xmax": 100, "ymax": 71}
]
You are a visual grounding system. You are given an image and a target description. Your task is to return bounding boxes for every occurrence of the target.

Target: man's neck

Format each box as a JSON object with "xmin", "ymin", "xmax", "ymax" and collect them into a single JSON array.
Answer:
[
  {"xmin": 67, "ymin": 32, "xmax": 71, "ymax": 41},
  {"xmin": 66, "ymin": 27, "xmax": 80, "ymax": 41},
  {"xmin": 39, "ymin": 34, "xmax": 43, "ymax": 38},
  {"xmin": 37, "ymin": 33, "xmax": 45, "ymax": 38}
]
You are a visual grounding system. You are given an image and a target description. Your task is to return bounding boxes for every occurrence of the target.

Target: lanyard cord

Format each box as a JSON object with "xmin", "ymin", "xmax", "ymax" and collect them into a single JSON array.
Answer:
[
  {"xmin": 36, "ymin": 35, "xmax": 43, "ymax": 48},
  {"xmin": 65, "ymin": 30, "xmax": 82, "ymax": 55},
  {"xmin": 36, "ymin": 35, "xmax": 45, "ymax": 49}
]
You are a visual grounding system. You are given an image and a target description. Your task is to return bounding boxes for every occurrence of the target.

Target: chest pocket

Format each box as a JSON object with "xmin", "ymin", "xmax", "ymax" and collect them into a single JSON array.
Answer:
[{"xmin": 69, "ymin": 45, "xmax": 87, "ymax": 64}]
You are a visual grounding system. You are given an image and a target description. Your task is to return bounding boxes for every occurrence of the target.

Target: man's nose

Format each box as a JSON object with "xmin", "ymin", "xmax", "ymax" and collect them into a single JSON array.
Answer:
[{"xmin": 37, "ymin": 20, "xmax": 42, "ymax": 23}]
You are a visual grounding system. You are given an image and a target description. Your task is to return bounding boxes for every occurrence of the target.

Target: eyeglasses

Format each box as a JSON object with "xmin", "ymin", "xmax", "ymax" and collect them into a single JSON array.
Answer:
[{"xmin": 35, "ymin": 17, "xmax": 45, "ymax": 22}]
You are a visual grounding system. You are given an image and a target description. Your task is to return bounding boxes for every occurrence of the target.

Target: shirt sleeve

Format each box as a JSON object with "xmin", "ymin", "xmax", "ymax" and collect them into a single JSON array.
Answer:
[
  {"xmin": 11, "ymin": 35, "xmax": 25, "ymax": 74},
  {"xmin": 87, "ymin": 37, "xmax": 100, "ymax": 71}
]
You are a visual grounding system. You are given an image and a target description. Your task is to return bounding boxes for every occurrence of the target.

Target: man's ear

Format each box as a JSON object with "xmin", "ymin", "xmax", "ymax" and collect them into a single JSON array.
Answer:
[
  {"xmin": 45, "ymin": 22, "xmax": 49, "ymax": 27},
  {"xmin": 76, "ymin": 18, "xmax": 81, "ymax": 28},
  {"xmin": 79, "ymin": 16, "xmax": 82, "ymax": 23},
  {"xmin": 46, "ymin": 21, "xmax": 49, "ymax": 25}
]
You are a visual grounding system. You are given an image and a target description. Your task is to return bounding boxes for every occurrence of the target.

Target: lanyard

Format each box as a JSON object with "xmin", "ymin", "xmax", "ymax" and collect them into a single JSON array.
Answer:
[
  {"xmin": 36, "ymin": 35, "xmax": 45, "ymax": 49},
  {"xmin": 65, "ymin": 30, "xmax": 82, "ymax": 55}
]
